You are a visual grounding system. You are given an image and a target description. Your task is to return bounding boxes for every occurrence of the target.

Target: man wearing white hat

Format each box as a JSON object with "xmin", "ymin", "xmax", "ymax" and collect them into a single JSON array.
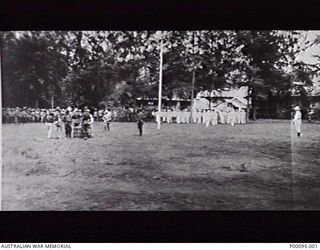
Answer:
[{"xmin": 293, "ymin": 106, "xmax": 302, "ymax": 137}]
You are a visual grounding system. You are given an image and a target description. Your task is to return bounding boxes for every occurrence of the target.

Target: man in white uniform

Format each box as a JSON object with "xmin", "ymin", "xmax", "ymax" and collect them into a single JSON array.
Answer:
[
  {"xmin": 223, "ymin": 110, "xmax": 229, "ymax": 124},
  {"xmin": 186, "ymin": 110, "xmax": 191, "ymax": 123},
  {"xmin": 192, "ymin": 110, "xmax": 198, "ymax": 124},
  {"xmin": 203, "ymin": 110, "xmax": 211, "ymax": 127},
  {"xmin": 293, "ymin": 106, "xmax": 302, "ymax": 137},
  {"xmin": 155, "ymin": 111, "xmax": 160, "ymax": 123},
  {"xmin": 166, "ymin": 110, "xmax": 173, "ymax": 123},
  {"xmin": 181, "ymin": 110, "xmax": 186, "ymax": 123},
  {"xmin": 226, "ymin": 106, "xmax": 233, "ymax": 124},
  {"xmin": 181, "ymin": 110, "xmax": 187, "ymax": 123},
  {"xmin": 240, "ymin": 109, "xmax": 246, "ymax": 124},
  {"xmin": 176, "ymin": 110, "xmax": 181, "ymax": 124},
  {"xmin": 162, "ymin": 109, "xmax": 167, "ymax": 123},
  {"xmin": 212, "ymin": 110, "xmax": 218, "ymax": 125},
  {"xmin": 197, "ymin": 110, "xmax": 202, "ymax": 124},
  {"xmin": 229, "ymin": 107, "xmax": 236, "ymax": 126}
]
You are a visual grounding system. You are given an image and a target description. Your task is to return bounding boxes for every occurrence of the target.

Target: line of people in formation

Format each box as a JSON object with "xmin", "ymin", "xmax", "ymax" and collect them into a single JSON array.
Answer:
[
  {"xmin": 154, "ymin": 107, "xmax": 247, "ymax": 126},
  {"xmin": 2, "ymin": 107, "xmax": 114, "ymax": 124},
  {"xmin": 2, "ymin": 106, "xmax": 153, "ymax": 124}
]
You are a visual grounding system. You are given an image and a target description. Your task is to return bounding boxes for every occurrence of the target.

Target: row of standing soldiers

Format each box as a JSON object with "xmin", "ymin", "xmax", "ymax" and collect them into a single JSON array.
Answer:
[
  {"xmin": 154, "ymin": 108, "xmax": 247, "ymax": 126},
  {"xmin": 2, "ymin": 107, "xmax": 46, "ymax": 123},
  {"xmin": 2, "ymin": 107, "xmax": 153, "ymax": 124}
]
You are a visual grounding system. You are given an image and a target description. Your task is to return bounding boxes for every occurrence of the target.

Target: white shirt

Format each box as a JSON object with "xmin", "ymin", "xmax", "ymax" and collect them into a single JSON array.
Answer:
[
  {"xmin": 103, "ymin": 112, "xmax": 112, "ymax": 122},
  {"xmin": 294, "ymin": 111, "xmax": 302, "ymax": 121}
]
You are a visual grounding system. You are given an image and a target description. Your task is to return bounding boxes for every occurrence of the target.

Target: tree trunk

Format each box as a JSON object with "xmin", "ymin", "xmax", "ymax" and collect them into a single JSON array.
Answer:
[
  {"xmin": 25, "ymin": 90, "xmax": 29, "ymax": 107},
  {"xmin": 246, "ymin": 107, "xmax": 250, "ymax": 121},
  {"xmin": 51, "ymin": 95, "xmax": 54, "ymax": 109},
  {"xmin": 253, "ymin": 108, "xmax": 257, "ymax": 120},
  {"xmin": 276, "ymin": 102, "xmax": 280, "ymax": 118},
  {"xmin": 190, "ymin": 69, "xmax": 195, "ymax": 120}
]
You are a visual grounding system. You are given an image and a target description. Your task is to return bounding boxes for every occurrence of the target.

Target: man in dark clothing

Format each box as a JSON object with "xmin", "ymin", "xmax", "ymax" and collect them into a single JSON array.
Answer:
[
  {"xmin": 63, "ymin": 110, "xmax": 72, "ymax": 138},
  {"xmin": 82, "ymin": 108, "xmax": 91, "ymax": 139},
  {"xmin": 137, "ymin": 119, "xmax": 144, "ymax": 136}
]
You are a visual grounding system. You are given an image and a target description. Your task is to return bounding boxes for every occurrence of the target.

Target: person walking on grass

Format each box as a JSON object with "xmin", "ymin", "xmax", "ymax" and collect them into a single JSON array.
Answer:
[
  {"xmin": 103, "ymin": 109, "xmax": 112, "ymax": 131},
  {"xmin": 137, "ymin": 119, "xmax": 144, "ymax": 136},
  {"xmin": 293, "ymin": 106, "xmax": 302, "ymax": 137}
]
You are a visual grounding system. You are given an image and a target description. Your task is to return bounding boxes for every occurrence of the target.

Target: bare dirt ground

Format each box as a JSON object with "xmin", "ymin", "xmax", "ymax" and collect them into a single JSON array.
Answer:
[{"xmin": 2, "ymin": 120, "xmax": 320, "ymax": 210}]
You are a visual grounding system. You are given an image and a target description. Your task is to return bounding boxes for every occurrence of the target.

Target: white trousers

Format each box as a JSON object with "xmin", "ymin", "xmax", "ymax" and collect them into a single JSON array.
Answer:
[
  {"xmin": 156, "ymin": 115, "xmax": 160, "ymax": 123},
  {"xmin": 177, "ymin": 116, "xmax": 181, "ymax": 124},
  {"xmin": 47, "ymin": 123, "xmax": 53, "ymax": 138},
  {"xmin": 294, "ymin": 120, "xmax": 301, "ymax": 133},
  {"xmin": 205, "ymin": 120, "xmax": 210, "ymax": 127}
]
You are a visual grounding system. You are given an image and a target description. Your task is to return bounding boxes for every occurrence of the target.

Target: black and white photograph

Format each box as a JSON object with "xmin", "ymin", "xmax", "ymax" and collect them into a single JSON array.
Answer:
[{"xmin": 1, "ymin": 30, "xmax": 320, "ymax": 211}]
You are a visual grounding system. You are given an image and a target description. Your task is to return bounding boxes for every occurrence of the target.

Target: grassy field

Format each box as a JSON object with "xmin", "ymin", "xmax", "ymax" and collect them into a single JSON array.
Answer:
[{"xmin": 2, "ymin": 120, "xmax": 320, "ymax": 210}]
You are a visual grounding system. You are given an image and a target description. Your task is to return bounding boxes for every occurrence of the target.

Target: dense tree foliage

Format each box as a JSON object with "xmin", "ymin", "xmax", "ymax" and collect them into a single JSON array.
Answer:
[{"xmin": 1, "ymin": 30, "xmax": 316, "ymax": 117}]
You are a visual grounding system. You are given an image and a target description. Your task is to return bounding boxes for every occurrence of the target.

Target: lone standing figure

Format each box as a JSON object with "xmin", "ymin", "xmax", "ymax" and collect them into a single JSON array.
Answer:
[
  {"xmin": 293, "ymin": 106, "xmax": 302, "ymax": 137},
  {"xmin": 137, "ymin": 119, "xmax": 144, "ymax": 136}
]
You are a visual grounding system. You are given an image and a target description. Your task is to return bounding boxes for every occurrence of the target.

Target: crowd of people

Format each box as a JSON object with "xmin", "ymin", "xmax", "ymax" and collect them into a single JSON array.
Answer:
[
  {"xmin": 2, "ymin": 105, "xmax": 247, "ymax": 139},
  {"xmin": 2, "ymin": 106, "xmax": 112, "ymax": 139},
  {"xmin": 2, "ymin": 104, "xmax": 306, "ymax": 140},
  {"xmin": 2, "ymin": 106, "xmax": 153, "ymax": 124},
  {"xmin": 2, "ymin": 106, "xmax": 148, "ymax": 139},
  {"xmin": 155, "ymin": 106, "xmax": 247, "ymax": 127}
]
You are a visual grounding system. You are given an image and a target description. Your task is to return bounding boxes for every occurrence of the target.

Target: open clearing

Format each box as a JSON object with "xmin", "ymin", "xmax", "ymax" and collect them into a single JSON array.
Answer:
[{"xmin": 2, "ymin": 120, "xmax": 320, "ymax": 210}]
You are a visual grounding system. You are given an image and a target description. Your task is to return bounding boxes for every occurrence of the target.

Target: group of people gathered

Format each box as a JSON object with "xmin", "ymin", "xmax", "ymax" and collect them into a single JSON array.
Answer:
[
  {"xmin": 154, "ymin": 106, "xmax": 247, "ymax": 127},
  {"xmin": 44, "ymin": 107, "xmax": 113, "ymax": 139},
  {"xmin": 2, "ymin": 106, "xmax": 154, "ymax": 124},
  {"xmin": 3, "ymin": 106, "xmax": 147, "ymax": 139},
  {"xmin": 3, "ymin": 105, "xmax": 247, "ymax": 139},
  {"xmin": 2, "ymin": 107, "xmax": 46, "ymax": 124}
]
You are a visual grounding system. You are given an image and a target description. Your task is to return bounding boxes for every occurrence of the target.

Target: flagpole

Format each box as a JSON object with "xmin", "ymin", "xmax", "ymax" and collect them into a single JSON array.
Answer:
[{"xmin": 157, "ymin": 32, "xmax": 163, "ymax": 129}]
